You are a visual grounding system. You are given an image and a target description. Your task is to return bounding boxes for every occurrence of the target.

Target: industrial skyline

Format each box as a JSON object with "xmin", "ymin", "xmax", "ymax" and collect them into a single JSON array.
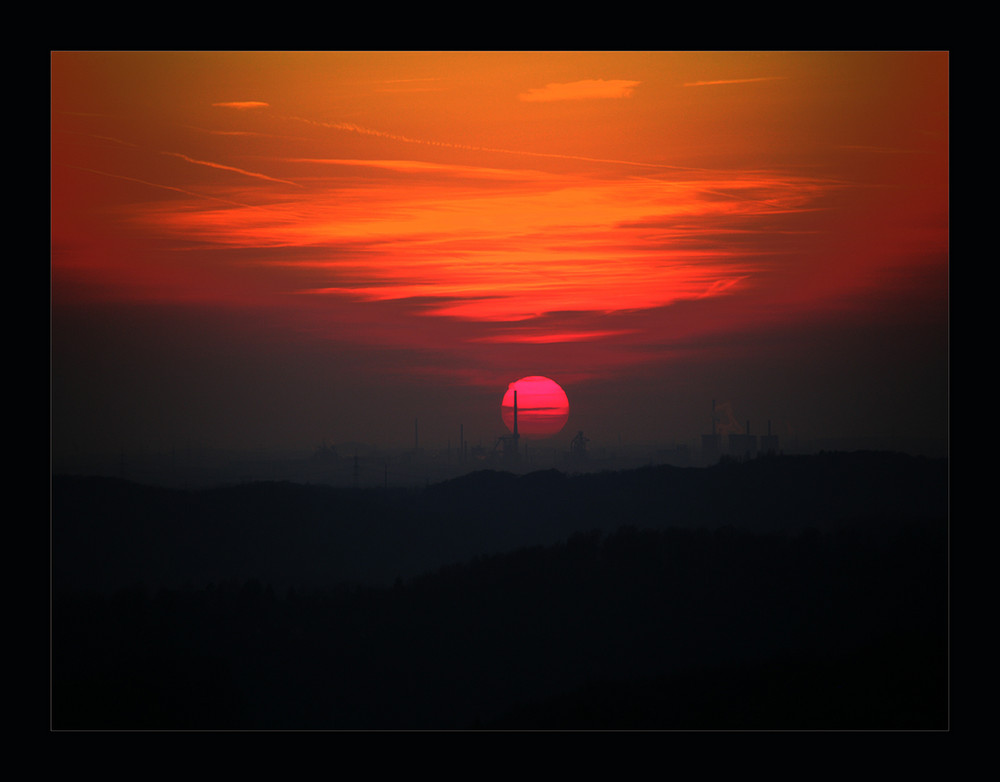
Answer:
[{"xmin": 51, "ymin": 52, "xmax": 948, "ymax": 474}]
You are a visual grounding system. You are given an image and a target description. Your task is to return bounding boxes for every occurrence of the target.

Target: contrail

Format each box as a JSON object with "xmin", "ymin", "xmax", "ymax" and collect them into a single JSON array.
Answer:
[
  {"xmin": 684, "ymin": 76, "xmax": 788, "ymax": 87},
  {"xmin": 63, "ymin": 165, "xmax": 251, "ymax": 207},
  {"xmin": 286, "ymin": 115, "xmax": 713, "ymax": 173},
  {"xmin": 162, "ymin": 151, "xmax": 302, "ymax": 187}
]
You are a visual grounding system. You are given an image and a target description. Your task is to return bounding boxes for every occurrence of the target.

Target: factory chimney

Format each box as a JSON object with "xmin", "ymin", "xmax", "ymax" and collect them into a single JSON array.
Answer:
[{"xmin": 513, "ymin": 390, "xmax": 520, "ymax": 446}]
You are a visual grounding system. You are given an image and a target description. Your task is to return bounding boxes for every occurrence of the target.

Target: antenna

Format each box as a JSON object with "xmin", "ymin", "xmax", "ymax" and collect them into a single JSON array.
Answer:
[
  {"xmin": 495, "ymin": 385, "xmax": 522, "ymax": 466},
  {"xmin": 513, "ymin": 390, "xmax": 519, "ymax": 440}
]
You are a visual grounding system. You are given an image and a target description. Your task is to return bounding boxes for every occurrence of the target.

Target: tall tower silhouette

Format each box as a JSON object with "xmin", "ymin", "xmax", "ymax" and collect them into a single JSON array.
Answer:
[
  {"xmin": 513, "ymin": 390, "xmax": 519, "ymax": 451},
  {"xmin": 495, "ymin": 388, "xmax": 521, "ymax": 466}
]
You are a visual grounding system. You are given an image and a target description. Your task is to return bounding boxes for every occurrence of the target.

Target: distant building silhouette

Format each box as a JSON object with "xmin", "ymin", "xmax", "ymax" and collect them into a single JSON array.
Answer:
[
  {"xmin": 727, "ymin": 420, "xmax": 759, "ymax": 461},
  {"xmin": 701, "ymin": 434, "xmax": 721, "ymax": 463},
  {"xmin": 759, "ymin": 420, "xmax": 780, "ymax": 456},
  {"xmin": 702, "ymin": 401, "xmax": 779, "ymax": 462},
  {"xmin": 702, "ymin": 399, "xmax": 722, "ymax": 463}
]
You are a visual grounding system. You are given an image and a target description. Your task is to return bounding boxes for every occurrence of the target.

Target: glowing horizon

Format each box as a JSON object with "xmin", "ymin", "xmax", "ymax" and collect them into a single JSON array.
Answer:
[{"xmin": 51, "ymin": 51, "xmax": 948, "ymax": 453}]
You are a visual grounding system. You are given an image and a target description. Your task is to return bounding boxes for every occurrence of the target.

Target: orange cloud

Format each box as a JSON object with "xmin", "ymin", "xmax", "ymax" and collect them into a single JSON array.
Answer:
[
  {"xmin": 212, "ymin": 101, "xmax": 270, "ymax": 109},
  {"xmin": 472, "ymin": 330, "xmax": 636, "ymax": 345},
  {"xmin": 518, "ymin": 79, "xmax": 641, "ymax": 102},
  {"xmin": 683, "ymin": 77, "xmax": 786, "ymax": 87},
  {"xmin": 125, "ymin": 155, "xmax": 829, "ymax": 332},
  {"xmin": 281, "ymin": 158, "xmax": 540, "ymax": 180},
  {"xmin": 52, "ymin": 51, "xmax": 948, "ymax": 395}
]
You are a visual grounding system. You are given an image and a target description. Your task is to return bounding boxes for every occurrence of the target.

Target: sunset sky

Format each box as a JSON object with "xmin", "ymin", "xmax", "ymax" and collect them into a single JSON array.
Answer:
[{"xmin": 51, "ymin": 51, "xmax": 948, "ymax": 458}]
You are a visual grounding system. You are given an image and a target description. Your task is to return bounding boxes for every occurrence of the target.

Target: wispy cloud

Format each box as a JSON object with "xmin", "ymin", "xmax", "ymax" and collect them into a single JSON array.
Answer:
[
  {"xmin": 518, "ymin": 79, "xmax": 641, "ymax": 102},
  {"xmin": 472, "ymin": 329, "xmax": 636, "ymax": 344},
  {"xmin": 837, "ymin": 144, "xmax": 928, "ymax": 156},
  {"xmin": 684, "ymin": 77, "xmax": 786, "ymax": 87},
  {"xmin": 374, "ymin": 77, "xmax": 444, "ymax": 93},
  {"xmin": 55, "ymin": 129, "xmax": 139, "ymax": 148},
  {"xmin": 281, "ymin": 157, "xmax": 541, "ymax": 180},
  {"xmin": 133, "ymin": 161, "xmax": 823, "ymax": 327},
  {"xmin": 212, "ymin": 101, "xmax": 270, "ymax": 110}
]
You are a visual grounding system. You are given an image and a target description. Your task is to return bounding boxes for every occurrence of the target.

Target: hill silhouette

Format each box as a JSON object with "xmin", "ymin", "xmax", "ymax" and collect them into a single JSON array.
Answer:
[
  {"xmin": 53, "ymin": 451, "xmax": 945, "ymax": 592},
  {"xmin": 51, "ymin": 451, "xmax": 948, "ymax": 729}
]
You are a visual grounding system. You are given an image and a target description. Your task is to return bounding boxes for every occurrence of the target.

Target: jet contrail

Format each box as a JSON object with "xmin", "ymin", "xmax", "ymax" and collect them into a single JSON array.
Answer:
[
  {"xmin": 64, "ymin": 165, "xmax": 251, "ymax": 207},
  {"xmin": 286, "ymin": 115, "xmax": 712, "ymax": 173},
  {"xmin": 162, "ymin": 151, "xmax": 302, "ymax": 187}
]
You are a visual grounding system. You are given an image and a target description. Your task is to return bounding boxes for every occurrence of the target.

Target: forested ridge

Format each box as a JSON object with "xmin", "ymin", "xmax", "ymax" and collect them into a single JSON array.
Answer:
[{"xmin": 52, "ymin": 451, "xmax": 948, "ymax": 730}]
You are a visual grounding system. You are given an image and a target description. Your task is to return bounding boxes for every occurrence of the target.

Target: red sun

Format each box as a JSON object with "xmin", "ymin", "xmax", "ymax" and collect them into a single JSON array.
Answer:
[{"xmin": 501, "ymin": 376, "xmax": 570, "ymax": 438}]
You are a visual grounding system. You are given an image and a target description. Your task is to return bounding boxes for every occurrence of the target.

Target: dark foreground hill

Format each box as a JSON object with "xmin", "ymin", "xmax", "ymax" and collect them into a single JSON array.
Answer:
[
  {"xmin": 53, "ymin": 450, "xmax": 946, "ymax": 592},
  {"xmin": 51, "ymin": 451, "xmax": 948, "ymax": 730}
]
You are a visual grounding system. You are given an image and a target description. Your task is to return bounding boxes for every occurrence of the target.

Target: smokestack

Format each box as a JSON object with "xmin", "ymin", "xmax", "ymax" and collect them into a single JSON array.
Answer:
[{"xmin": 513, "ymin": 390, "xmax": 519, "ymax": 440}]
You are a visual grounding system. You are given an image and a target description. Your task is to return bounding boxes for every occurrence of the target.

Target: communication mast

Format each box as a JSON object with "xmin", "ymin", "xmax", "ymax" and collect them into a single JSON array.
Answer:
[
  {"xmin": 494, "ymin": 389, "xmax": 521, "ymax": 466},
  {"xmin": 513, "ymin": 389, "xmax": 520, "ymax": 451}
]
